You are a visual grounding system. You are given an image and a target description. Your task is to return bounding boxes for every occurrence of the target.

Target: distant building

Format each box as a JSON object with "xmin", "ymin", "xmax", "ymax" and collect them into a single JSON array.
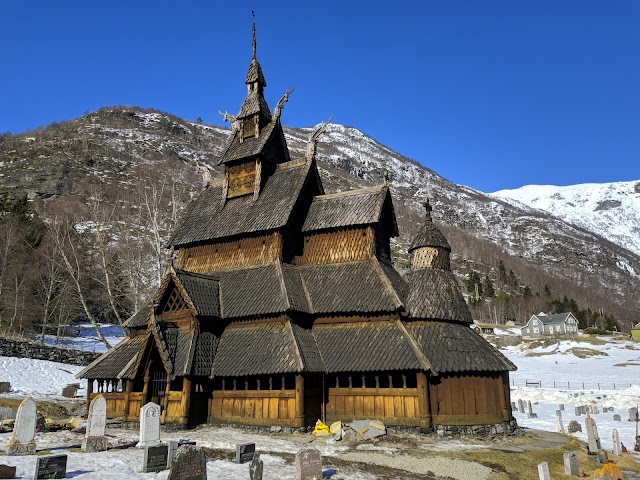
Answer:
[
  {"xmin": 631, "ymin": 322, "xmax": 640, "ymax": 341},
  {"xmin": 520, "ymin": 312, "xmax": 579, "ymax": 337},
  {"xmin": 471, "ymin": 322, "xmax": 496, "ymax": 335}
]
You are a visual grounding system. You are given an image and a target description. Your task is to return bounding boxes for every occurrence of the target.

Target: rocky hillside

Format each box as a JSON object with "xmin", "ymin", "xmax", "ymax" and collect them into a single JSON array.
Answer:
[{"xmin": 1, "ymin": 107, "xmax": 639, "ymax": 330}]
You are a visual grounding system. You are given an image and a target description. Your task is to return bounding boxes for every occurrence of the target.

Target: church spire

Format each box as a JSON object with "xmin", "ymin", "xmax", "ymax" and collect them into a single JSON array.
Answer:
[
  {"xmin": 252, "ymin": 21, "xmax": 257, "ymax": 59},
  {"xmin": 408, "ymin": 197, "xmax": 452, "ymax": 270}
]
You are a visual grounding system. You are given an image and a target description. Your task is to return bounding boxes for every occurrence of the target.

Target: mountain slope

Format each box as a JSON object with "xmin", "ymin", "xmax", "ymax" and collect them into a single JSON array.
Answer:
[
  {"xmin": 1, "ymin": 107, "xmax": 639, "ymax": 329},
  {"xmin": 491, "ymin": 181, "xmax": 640, "ymax": 258}
]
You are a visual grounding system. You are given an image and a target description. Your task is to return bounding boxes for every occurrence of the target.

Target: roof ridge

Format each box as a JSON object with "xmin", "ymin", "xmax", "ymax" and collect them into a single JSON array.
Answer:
[
  {"xmin": 285, "ymin": 320, "xmax": 305, "ymax": 372},
  {"xmin": 183, "ymin": 328, "xmax": 198, "ymax": 377},
  {"xmin": 396, "ymin": 320, "xmax": 435, "ymax": 374},
  {"xmin": 276, "ymin": 158, "xmax": 309, "ymax": 171},
  {"xmin": 175, "ymin": 269, "xmax": 220, "ymax": 281},
  {"xmin": 370, "ymin": 257, "xmax": 404, "ymax": 310},
  {"xmin": 311, "ymin": 184, "xmax": 384, "ymax": 201},
  {"xmin": 274, "ymin": 261, "xmax": 291, "ymax": 312}
]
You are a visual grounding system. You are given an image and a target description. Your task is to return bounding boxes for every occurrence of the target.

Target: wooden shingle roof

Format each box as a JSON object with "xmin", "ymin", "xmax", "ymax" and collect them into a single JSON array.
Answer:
[
  {"xmin": 302, "ymin": 185, "xmax": 398, "ymax": 235},
  {"xmin": 406, "ymin": 321, "xmax": 517, "ymax": 373},
  {"xmin": 313, "ymin": 321, "xmax": 427, "ymax": 373},
  {"xmin": 77, "ymin": 335, "xmax": 148, "ymax": 379},
  {"xmin": 405, "ymin": 269, "xmax": 473, "ymax": 324},
  {"xmin": 212, "ymin": 321, "xmax": 302, "ymax": 376},
  {"xmin": 237, "ymin": 90, "xmax": 271, "ymax": 120},
  {"xmin": 170, "ymin": 160, "xmax": 314, "ymax": 246},
  {"xmin": 192, "ymin": 331, "xmax": 218, "ymax": 377},
  {"xmin": 409, "ymin": 199, "xmax": 450, "ymax": 253},
  {"xmin": 175, "ymin": 271, "xmax": 220, "ymax": 317},
  {"xmin": 218, "ymin": 121, "xmax": 278, "ymax": 165},
  {"xmin": 122, "ymin": 302, "xmax": 151, "ymax": 328}
]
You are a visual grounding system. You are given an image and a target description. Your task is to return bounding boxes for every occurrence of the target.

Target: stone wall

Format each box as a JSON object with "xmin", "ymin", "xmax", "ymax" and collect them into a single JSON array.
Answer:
[{"xmin": 0, "ymin": 337, "xmax": 100, "ymax": 366}]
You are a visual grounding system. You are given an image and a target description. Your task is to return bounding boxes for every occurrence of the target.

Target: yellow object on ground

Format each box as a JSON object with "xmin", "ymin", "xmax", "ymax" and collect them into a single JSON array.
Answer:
[
  {"xmin": 594, "ymin": 463, "xmax": 623, "ymax": 480},
  {"xmin": 312, "ymin": 419, "xmax": 330, "ymax": 435}
]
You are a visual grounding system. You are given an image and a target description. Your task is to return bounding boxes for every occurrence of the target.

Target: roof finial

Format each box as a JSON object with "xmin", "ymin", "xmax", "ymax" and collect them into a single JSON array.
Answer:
[
  {"xmin": 383, "ymin": 170, "xmax": 389, "ymax": 186},
  {"xmin": 251, "ymin": 14, "xmax": 257, "ymax": 59},
  {"xmin": 423, "ymin": 197, "xmax": 432, "ymax": 221}
]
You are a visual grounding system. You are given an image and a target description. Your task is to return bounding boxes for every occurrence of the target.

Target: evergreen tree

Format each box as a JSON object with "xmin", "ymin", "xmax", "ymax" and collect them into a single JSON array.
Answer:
[
  {"xmin": 466, "ymin": 271, "xmax": 483, "ymax": 297},
  {"xmin": 497, "ymin": 260, "xmax": 507, "ymax": 284},
  {"xmin": 544, "ymin": 284, "xmax": 551, "ymax": 296},
  {"xmin": 482, "ymin": 274, "xmax": 495, "ymax": 298}
]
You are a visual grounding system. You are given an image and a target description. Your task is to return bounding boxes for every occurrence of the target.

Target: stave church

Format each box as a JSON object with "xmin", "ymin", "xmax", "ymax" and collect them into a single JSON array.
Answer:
[{"xmin": 78, "ymin": 24, "xmax": 516, "ymax": 434}]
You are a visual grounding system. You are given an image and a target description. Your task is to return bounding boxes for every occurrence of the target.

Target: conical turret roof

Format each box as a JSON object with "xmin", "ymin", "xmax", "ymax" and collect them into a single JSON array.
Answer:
[
  {"xmin": 408, "ymin": 198, "xmax": 450, "ymax": 253},
  {"xmin": 238, "ymin": 22, "xmax": 271, "ymax": 121}
]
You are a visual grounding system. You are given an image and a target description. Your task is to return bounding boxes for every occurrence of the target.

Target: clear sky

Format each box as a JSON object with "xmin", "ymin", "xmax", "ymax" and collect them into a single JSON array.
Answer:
[{"xmin": 1, "ymin": 1, "xmax": 639, "ymax": 192}]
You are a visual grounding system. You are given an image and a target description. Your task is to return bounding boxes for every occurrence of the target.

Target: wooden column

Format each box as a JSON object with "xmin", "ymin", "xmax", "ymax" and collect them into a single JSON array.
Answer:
[
  {"xmin": 416, "ymin": 372, "xmax": 432, "ymax": 428},
  {"xmin": 85, "ymin": 379, "xmax": 94, "ymax": 416},
  {"xmin": 498, "ymin": 373, "xmax": 510, "ymax": 421},
  {"xmin": 161, "ymin": 379, "xmax": 172, "ymax": 424},
  {"xmin": 295, "ymin": 374, "xmax": 305, "ymax": 428},
  {"xmin": 123, "ymin": 380, "xmax": 133, "ymax": 421},
  {"xmin": 180, "ymin": 378, "xmax": 192, "ymax": 426}
]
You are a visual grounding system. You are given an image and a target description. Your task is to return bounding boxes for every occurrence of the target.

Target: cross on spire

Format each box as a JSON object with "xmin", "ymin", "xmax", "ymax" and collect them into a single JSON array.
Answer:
[
  {"xmin": 423, "ymin": 197, "xmax": 432, "ymax": 221},
  {"xmin": 252, "ymin": 21, "xmax": 256, "ymax": 59}
]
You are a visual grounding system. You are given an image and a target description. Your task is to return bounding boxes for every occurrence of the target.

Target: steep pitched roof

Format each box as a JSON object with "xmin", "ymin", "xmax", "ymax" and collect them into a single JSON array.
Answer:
[
  {"xmin": 409, "ymin": 199, "xmax": 451, "ymax": 253},
  {"xmin": 122, "ymin": 302, "xmax": 151, "ymax": 328},
  {"xmin": 76, "ymin": 334, "xmax": 148, "ymax": 379},
  {"xmin": 297, "ymin": 258, "xmax": 406, "ymax": 314},
  {"xmin": 170, "ymin": 160, "xmax": 315, "ymax": 247},
  {"xmin": 174, "ymin": 270, "xmax": 220, "ymax": 317},
  {"xmin": 405, "ymin": 269, "xmax": 472, "ymax": 323},
  {"xmin": 302, "ymin": 185, "xmax": 397, "ymax": 235},
  {"xmin": 212, "ymin": 321, "xmax": 302, "ymax": 376},
  {"xmin": 238, "ymin": 90, "xmax": 271, "ymax": 119},
  {"xmin": 530, "ymin": 313, "xmax": 574, "ymax": 325},
  {"xmin": 313, "ymin": 321, "xmax": 428, "ymax": 373},
  {"xmin": 406, "ymin": 321, "xmax": 517, "ymax": 373},
  {"xmin": 218, "ymin": 120, "xmax": 279, "ymax": 165}
]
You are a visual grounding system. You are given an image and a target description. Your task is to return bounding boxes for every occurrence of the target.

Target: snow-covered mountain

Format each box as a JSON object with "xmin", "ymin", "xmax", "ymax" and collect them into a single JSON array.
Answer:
[{"xmin": 491, "ymin": 181, "xmax": 640, "ymax": 257}]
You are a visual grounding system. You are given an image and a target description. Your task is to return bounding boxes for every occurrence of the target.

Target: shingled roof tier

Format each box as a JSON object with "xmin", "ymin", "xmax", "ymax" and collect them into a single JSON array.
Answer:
[
  {"xmin": 212, "ymin": 321, "xmax": 303, "ymax": 376},
  {"xmin": 238, "ymin": 91, "xmax": 272, "ymax": 119},
  {"xmin": 313, "ymin": 321, "xmax": 427, "ymax": 373},
  {"xmin": 405, "ymin": 269, "xmax": 473, "ymax": 323},
  {"xmin": 175, "ymin": 270, "xmax": 220, "ymax": 317},
  {"xmin": 296, "ymin": 258, "xmax": 406, "ymax": 314},
  {"xmin": 122, "ymin": 302, "xmax": 151, "ymax": 328},
  {"xmin": 192, "ymin": 331, "xmax": 219, "ymax": 377},
  {"xmin": 302, "ymin": 186, "xmax": 397, "ymax": 235},
  {"xmin": 158, "ymin": 327, "xmax": 196, "ymax": 378},
  {"xmin": 170, "ymin": 160, "xmax": 313, "ymax": 246},
  {"xmin": 218, "ymin": 120, "xmax": 278, "ymax": 165},
  {"xmin": 77, "ymin": 334, "xmax": 148, "ymax": 379},
  {"xmin": 406, "ymin": 321, "xmax": 517, "ymax": 373}
]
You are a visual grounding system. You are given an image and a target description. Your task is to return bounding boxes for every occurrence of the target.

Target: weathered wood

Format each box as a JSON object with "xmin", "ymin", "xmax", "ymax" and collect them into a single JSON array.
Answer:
[
  {"xmin": 227, "ymin": 161, "xmax": 257, "ymax": 198},
  {"xmin": 411, "ymin": 247, "xmax": 451, "ymax": 270},
  {"xmin": 180, "ymin": 378, "xmax": 192, "ymax": 425},
  {"xmin": 416, "ymin": 372, "xmax": 431, "ymax": 428},
  {"xmin": 295, "ymin": 375, "xmax": 304, "ymax": 428},
  {"xmin": 295, "ymin": 227, "xmax": 375, "ymax": 266}
]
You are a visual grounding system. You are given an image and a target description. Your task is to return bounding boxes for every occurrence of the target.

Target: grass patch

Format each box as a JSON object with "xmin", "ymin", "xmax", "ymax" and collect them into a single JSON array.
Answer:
[{"xmin": 567, "ymin": 347, "xmax": 607, "ymax": 358}]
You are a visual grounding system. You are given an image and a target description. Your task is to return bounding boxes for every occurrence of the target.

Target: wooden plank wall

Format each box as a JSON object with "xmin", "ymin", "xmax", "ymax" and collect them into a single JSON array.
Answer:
[
  {"xmin": 325, "ymin": 387, "xmax": 419, "ymax": 426},
  {"xmin": 208, "ymin": 389, "xmax": 299, "ymax": 427},
  {"xmin": 429, "ymin": 374, "xmax": 504, "ymax": 425},
  {"xmin": 295, "ymin": 227, "xmax": 375, "ymax": 266},
  {"xmin": 89, "ymin": 392, "xmax": 126, "ymax": 418},
  {"xmin": 227, "ymin": 161, "xmax": 256, "ymax": 198},
  {"xmin": 411, "ymin": 247, "xmax": 450, "ymax": 270},
  {"xmin": 163, "ymin": 392, "xmax": 183, "ymax": 423},
  {"xmin": 177, "ymin": 232, "xmax": 282, "ymax": 272}
]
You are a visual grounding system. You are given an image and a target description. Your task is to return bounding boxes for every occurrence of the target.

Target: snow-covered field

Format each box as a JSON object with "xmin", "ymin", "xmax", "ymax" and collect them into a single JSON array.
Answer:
[{"xmin": 0, "ymin": 332, "xmax": 639, "ymax": 478}]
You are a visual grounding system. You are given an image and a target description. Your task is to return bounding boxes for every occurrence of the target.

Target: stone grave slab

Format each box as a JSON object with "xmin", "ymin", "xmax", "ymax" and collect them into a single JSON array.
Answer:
[
  {"xmin": 7, "ymin": 396, "xmax": 37, "ymax": 455},
  {"xmin": 556, "ymin": 410, "xmax": 565, "ymax": 434},
  {"xmin": 567, "ymin": 420, "xmax": 582, "ymax": 433},
  {"xmin": 139, "ymin": 402, "xmax": 161, "ymax": 447},
  {"xmin": 0, "ymin": 406, "xmax": 16, "ymax": 421},
  {"xmin": 236, "ymin": 442, "xmax": 256, "ymax": 464},
  {"xmin": 0, "ymin": 382, "xmax": 11, "ymax": 393},
  {"xmin": 144, "ymin": 444, "xmax": 169, "ymax": 473},
  {"xmin": 613, "ymin": 414, "xmax": 621, "ymax": 422},
  {"xmin": 168, "ymin": 440, "xmax": 197, "ymax": 468},
  {"xmin": 295, "ymin": 448, "xmax": 322, "ymax": 480},
  {"xmin": 563, "ymin": 450, "xmax": 579, "ymax": 476},
  {"xmin": 35, "ymin": 454, "xmax": 67, "ymax": 479},
  {"xmin": 0, "ymin": 465, "xmax": 16, "ymax": 479},
  {"xmin": 585, "ymin": 416, "xmax": 601, "ymax": 454},
  {"xmin": 61, "ymin": 385, "xmax": 78, "ymax": 398},
  {"xmin": 82, "ymin": 394, "xmax": 108, "ymax": 452},
  {"xmin": 612, "ymin": 429, "xmax": 621, "ymax": 456},
  {"xmin": 167, "ymin": 444, "xmax": 207, "ymax": 480},
  {"xmin": 537, "ymin": 461, "xmax": 550, "ymax": 480},
  {"xmin": 250, "ymin": 452, "xmax": 263, "ymax": 480},
  {"xmin": 629, "ymin": 407, "xmax": 638, "ymax": 422}
]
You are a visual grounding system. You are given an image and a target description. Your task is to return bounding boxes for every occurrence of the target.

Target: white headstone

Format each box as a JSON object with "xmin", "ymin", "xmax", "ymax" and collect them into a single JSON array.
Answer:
[
  {"xmin": 139, "ymin": 402, "xmax": 161, "ymax": 447},
  {"xmin": 7, "ymin": 396, "xmax": 37, "ymax": 455},
  {"xmin": 82, "ymin": 394, "xmax": 108, "ymax": 452},
  {"xmin": 537, "ymin": 461, "xmax": 550, "ymax": 480},
  {"xmin": 612, "ymin": 429, "xmax": 621, "ymax": 456},
  {"xmin": 563, "ymin": 450, "xmax": 579, "ymax": 476},
  {"xmin": 585, "ymin": 415, "xmax": 601, "ymax": 454},
  {"xmin": 556, "ymin": 409, "xmax": 565, "ymax": 434}
]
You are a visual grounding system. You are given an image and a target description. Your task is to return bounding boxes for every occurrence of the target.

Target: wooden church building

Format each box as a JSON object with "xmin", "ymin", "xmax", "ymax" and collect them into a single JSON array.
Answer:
[{"xmin": 78, "ymin": 24, "xmax": 516, "ymax": 433}]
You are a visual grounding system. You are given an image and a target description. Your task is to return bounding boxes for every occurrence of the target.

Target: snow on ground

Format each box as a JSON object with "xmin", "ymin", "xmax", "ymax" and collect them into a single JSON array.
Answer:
[
  {"xmin": 42, "ymin": 323, "xmax": 125, "ymax": 353},
  {"xmin": 1, "ymin": 333, "xmax": 639, "ymax": 478}
]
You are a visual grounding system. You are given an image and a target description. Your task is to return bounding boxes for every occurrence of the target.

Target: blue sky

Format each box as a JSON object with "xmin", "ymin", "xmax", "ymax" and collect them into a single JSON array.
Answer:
[{"xmin": 1, "ymin": 1, "xmax": 639, "ymax": 192}]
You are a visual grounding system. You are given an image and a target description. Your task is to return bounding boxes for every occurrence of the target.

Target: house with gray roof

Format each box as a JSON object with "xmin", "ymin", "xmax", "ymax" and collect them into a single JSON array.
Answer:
[
  {"xmin": 77, "ymin": 23, "xmax": 516, "ymax": 434},
  {"xmin": 521, "ymin": 312, "xmax": 579, "ymax": 338}
]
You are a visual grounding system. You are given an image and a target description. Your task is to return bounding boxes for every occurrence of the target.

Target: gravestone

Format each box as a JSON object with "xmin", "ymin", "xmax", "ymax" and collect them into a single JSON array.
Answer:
[
  {"xmin": 567, "ymin": 420, "xmax": 582, "ymax": 433},
  {"xmin": 295, "ymin": 448, "xmax": 322, "ymax": 480},
  {"xmin": 613, "ymin": 414, "xmax": 621, "ymax": 422},
  {"xmin": 596, "ymin": 450, "xmax": 608, "ymax": 464},
  {"xmin": 167, "ymin": 444, "xmax": 207, "ymax": 480},
  {"xmin": 537, "ymin": 461, "xmax": 550, "ymax": 480},
  {"xmin": 35, "ymin": 454, "xmax": 67, "ymax": 479},
  {"xmin": 236, "ymin": 442, "xmax": 256, "ymax": 464},
  {"xmin": 82, "ymin": 394, "xmax": 108, "ymax": 452},
  {"xmin": 250, "ymin": 452, "xmax": 263, "ymax": 480},
  {"xmin": 563, "ymin": 450, "xmax": 579, "ymax": 476},
  {"xmin": 518, "ymin": 399, "xmax": 525, "ymax": 413},
  {"xmin": 559, "ymin": 404, "xmax": 564, "ymax": 411},
  {"xmin": 511, "ymin": 401, "xmax": 517, "ymax": 411},
  {"xmin": 168, "ymin": 440, "xmax": 197, "ymax": 468},
  {"xmin": 0, "ymin": 382, "xmax": 11, "ymax": 393},
  {"xmin": 612, "ymin": 429, "xmax": 621, "ymax": 456},
  {"xmin": 144, "ymin": 444, "xmax": 169, "ymax": 473},
  {"xmin": 585, "ymin": 415, "xmax": 601, "ymax": 454},
  {"xmin": 139, "ymin": 402, "xmax": 161, "ymax": 447},
  {"xmin": 556, "ymin": 409, "xmax": 565, "ymax": 434},
  {"xmin": 7, "ymin": 396, "xmax": 37, "ymax": 455},
  {"xmin": 629, "ymin": 407, "xmax": 638, "ymax": 422},
  {"xmin": 0, "ymin": 465, "xmax": 16, "ymax": 479},
  {"xmin": 575, "ymin": 406, "xmax": 582, "ymax": 416},
  {"xmin": 0, "ymin": 406, "xmax": 16, "ymax": 421}
]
